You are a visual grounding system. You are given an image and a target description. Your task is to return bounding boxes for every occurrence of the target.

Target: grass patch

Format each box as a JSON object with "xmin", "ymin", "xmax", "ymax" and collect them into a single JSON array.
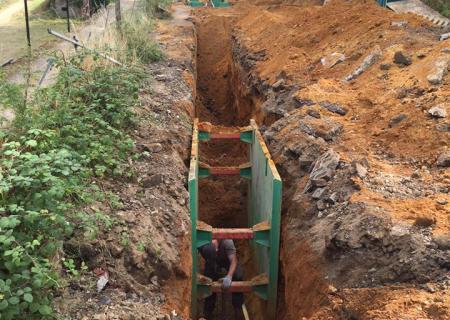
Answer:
[{"xmin": 121, "ymin": 12, "xmax": 164, "ymax": 63}]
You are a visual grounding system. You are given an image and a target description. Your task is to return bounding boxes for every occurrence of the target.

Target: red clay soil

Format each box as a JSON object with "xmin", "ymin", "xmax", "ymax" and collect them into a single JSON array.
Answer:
[{"xmin": 193, "ymin": 1, "xmax": 450, "ymax": 319}]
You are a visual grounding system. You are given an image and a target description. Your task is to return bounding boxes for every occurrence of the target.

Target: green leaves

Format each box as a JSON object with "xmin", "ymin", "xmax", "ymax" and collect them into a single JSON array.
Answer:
[
  {"xmin": 24, "ymin": 293, "xmax": 33, "ymax": 303},
  {"xmin": 38, "ymin": 304, "xmax": 52, "ymax": 315},
  {"xmin": 0, "ymin": 54, "xmax": 145, "ymax": 319}
]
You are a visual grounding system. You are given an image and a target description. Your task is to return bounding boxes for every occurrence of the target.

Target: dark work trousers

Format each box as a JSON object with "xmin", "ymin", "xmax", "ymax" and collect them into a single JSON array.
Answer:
[{"xmin": 200, "ymin": 243, "xmax": 244, "ymax": 318}]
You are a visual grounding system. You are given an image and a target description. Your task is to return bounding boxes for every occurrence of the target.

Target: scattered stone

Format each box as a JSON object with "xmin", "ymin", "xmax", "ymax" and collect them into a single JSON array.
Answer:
[
  {"xmin": 96, "ymin": 272, "xmax": 109, "ymax": 293},
  {"xmin": 321, "ymin": 52, "xmax": 346, "ymax": 68},
  {"xmin": 142, "ymin": 174, "xmax": 164, "ymax": 188},
  {"xmin": 272, "ymin": 79, "xmax": 285, "ymax": 91},
  {"xmin": 394, "ymin": 51, "xmax": 412, "ymax": 66},
  {"xmin": 433, "ymin": 235, "xmax": 450, "ymax": 250},
  {"xmin": 155, "ymin": 74, "xmax": 170, "ymax": 82},
  {"xmin": 417, "ymin": 52, "xmax": 427, "ymax": 59},
  {"xmin": 319, "ymin": 101, "xmax": 348, "ymax": 115},
  {"xmin": 312, "ymin": 188, "xmax": 326, "ymax": 200},
  {"xmin": 299, "ymin": 115, "xmax": 343, "ymax": 141},
  {"xmin": 294, "ymin": 98, "xmax": 315, "ymax": 107},
  {"xmin": 391, "ymin": 21, "xmax": 407, "ymax": 27},
  {"xmin": 413, "ymin": 216, "xmax": 436, "ymax": 228},
  {"xmin": 352, "ymin": 161, "xmax": 368, "ymax": 179},
  {"xmin": 98, "ymin": 295, "xmax": 112, "ymax": 305},
  {"xmin": 421, "ymin": 283, "xmax": 436, "ymax": 293},
  {"xmin": 396, "ymin": 88, "xmax": 408, "ymax": 99},
  {"xmin": 436, "ymin": 199, "xmax": 448, "ymax": 205},
  {"xmin": 327, "ymin": 192, "xmax": 338, "ymax": 204},
  {"xmin": 440, "ymin": 32, "xmax": 450, "ymax": 41},
  {"xmin": 317, "ymin": 199, "xmax": 326, "ymax": 211},
  {"xmin": 389, "ymin": 114, "xmax": 407, "ymax": 127},
  {"xmin": 151, "ymin": 275, "xmax": 159, "ymax": 286},
  {"xmin": 428, "ymin": 104, "xmax": 447, "ymax": 118},
  {"xmin": 306, "ymin": 109, "xmax": 321, "ymax": 119},
  {"xmin": 436, "ymin": 123, "xmax": 450, "ymax": 132},
  {"xmin": 139, "ymin": 142, "xmax": 163, "ymax": 153},
  {"xmin": 328, "ymin": 285, "xmax": 338, "ymax": 294},
  {"xmin": 108, "ymin": 243, "xmax": 124, "ymax": 258},
  {"xmin": 305, "ymin": 149, "xmax": 340, "ymax": 192},
  {"xmin": 344, "ymin": 45, "xmax": 382, "ymax": 81},
  {"xmin": 427, "ymin": 57, "xmax": 449, "ymax": 85},
  {"xmin": 380, "ymin": 63, "xmax": 391, "ymax": 70},
  {"xmin": 437, "ymin": 152, "xmax": 450, "ymax": 167},
  {"xmin": 299, "ymin": 154, "xmax": 315, "ymax": 169},
  {"xmin": 411, "ymin": 170, "xmax": 421, "ymax": 179}
]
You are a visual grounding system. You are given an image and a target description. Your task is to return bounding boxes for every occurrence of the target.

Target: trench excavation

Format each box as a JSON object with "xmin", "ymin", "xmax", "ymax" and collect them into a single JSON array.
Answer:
[{"xmin": 188, "ymin": 10, "xmax": 281, "ymax": 320}]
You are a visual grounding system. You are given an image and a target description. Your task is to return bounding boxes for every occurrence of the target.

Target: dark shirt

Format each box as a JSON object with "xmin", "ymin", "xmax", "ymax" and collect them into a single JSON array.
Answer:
[{"xmin": 216, "ymin": 239, "xmax": 236, "ymax": 268}]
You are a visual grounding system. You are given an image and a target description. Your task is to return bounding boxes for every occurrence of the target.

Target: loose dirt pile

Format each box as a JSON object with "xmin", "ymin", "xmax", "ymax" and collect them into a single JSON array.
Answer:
[{"xmin": 192, "ymin": 0, "xmax": 449, "ymax": 319}]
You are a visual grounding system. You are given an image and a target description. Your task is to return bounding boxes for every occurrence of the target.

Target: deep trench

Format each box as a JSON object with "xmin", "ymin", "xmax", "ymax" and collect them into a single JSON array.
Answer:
[{"xmin": 194, "ymin": 13, "xmax": 267, "ymax": 320}]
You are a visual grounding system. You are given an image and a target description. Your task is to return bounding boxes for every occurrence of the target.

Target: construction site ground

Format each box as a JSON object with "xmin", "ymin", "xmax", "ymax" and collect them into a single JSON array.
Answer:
[{"xmin": 2, "ymin": 0, "xmax": 448, "ymax": 319}]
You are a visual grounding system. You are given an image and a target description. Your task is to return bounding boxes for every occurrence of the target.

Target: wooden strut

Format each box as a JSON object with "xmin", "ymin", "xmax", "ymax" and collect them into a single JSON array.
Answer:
[
  {"xmin": 209, "ymin": 166, "xmax": 241, "ymax": 175},
  {"xmin": 210, "ymin": 132, "xmax": 241, "ymax": 140},
  {"xmin": 212, "ymin": 228, "xmax": 254, "ymax": 239},
  {"xmin": 198, "ymin": 274, "xmax": 269, "ymax": 293},
  {"xmin": 197, "ymin": 220, "xmax": 270, "ymax": 240}
]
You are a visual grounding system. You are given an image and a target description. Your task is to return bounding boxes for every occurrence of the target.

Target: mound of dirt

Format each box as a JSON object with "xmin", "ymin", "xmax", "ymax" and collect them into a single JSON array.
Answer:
[{"xmin": 194, "ymin": 0, "xmax": 449, "ymax": 319}]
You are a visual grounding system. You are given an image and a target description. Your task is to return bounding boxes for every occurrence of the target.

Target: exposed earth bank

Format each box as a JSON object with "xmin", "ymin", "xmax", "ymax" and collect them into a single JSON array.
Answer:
[{"xmin": 192, "ymin": 0, "xmax": 449, "ymax": 319}]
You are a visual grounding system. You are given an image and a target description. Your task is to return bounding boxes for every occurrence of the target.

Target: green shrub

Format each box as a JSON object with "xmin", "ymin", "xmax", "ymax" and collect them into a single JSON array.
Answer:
[{"xmin": 0, "ymin": 54, "xmax": 146, "ymax": 319}]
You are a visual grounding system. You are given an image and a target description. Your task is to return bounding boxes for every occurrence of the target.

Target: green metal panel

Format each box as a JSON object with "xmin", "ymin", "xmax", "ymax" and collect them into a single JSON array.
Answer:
[
  {"xmin": 239, "ymin": 165, "xmax": 252, "ymax": 180},
  {"xmin": 254, "ymin": 229, "xmax": 270, "ymax": 248},
  {"xmin": 197, "ymin": 229, "xmax": 213, "ymax": 248},
  {"xmin": 198, "ymin": 131, "xmax": 210, "ymax": 142},
  {"xmin": 189, "ymin": 120, "xmax": 281, "ymax": 319},
  {"xmin": 248, "ymin": 122, "xmax": 282, "ymax": 319},
  {"xmin": 240, "ymin": 130, "xmax": 253, "ymax": 144},
  {"xmin": 189, "ymin": 122, "xmax": 200, "ymax": 319},
  {"xmin": 198, "ymin": 167, "xmax": 210, "ymax": 179},
  {"xmin": 211, "ymin": 0, "xmax": 231, "ymax": 7},
  {"xmin": 188, "ymin": 0, "xmax": 205, "ymax": 7}
]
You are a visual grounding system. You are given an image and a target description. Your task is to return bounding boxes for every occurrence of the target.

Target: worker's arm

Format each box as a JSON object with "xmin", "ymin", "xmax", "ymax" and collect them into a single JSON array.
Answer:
[
  {"xmin": 222, "ymin": 253, "xmax": 237, "ymax": 289},
  {"xmin": 227, "ymin": 253, "xmax": 238, "ymax": 278}
]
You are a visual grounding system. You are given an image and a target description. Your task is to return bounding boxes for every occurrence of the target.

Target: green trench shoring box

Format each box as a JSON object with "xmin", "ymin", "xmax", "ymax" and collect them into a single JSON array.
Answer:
[{"xmin": 188, "ymin": 119, "xmax": 282, "ymax": 319}]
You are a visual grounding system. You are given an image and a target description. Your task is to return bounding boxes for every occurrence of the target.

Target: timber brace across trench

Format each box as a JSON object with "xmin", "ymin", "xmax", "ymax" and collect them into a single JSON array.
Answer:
[{"xmin": 189, "ymin": 119, "xmax": 282, "ymax": 319}]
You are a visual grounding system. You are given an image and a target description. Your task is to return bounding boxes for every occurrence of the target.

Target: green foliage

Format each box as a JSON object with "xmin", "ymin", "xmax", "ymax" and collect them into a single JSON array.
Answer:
[
  {"xmin": 0, "ymin": 72, "xmax": 23, "ymax": 123},
  {"xmin": 0, "ymin": 55, "xmax": 145, "ymax": 319},
  {"xmin": 142, "ymin": 0, "xmax": 171, "ymax": 17},
  {"xmin": 121, "ymin": 12, "xmax": 164, "ymax": 63},
  {"xmin": 423, "ymin": 0, "xmax": 450, "ymax": 18}
]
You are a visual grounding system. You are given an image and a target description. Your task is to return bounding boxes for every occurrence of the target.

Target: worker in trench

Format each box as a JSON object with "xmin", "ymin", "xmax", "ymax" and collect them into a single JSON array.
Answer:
[{"xmin": 200, "ymin": 239, "xmax": 245, "ymax": 320}]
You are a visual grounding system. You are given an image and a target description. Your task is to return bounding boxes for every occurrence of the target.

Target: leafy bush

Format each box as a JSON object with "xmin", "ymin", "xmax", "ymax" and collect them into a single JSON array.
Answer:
[{"xmin": 0, "ymin": 54, "xmax": 145, "ymax": 319}]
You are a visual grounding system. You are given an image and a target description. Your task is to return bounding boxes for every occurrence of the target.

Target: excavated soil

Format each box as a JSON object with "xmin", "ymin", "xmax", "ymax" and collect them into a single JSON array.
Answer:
[
  {"xmin": 53, "ymin": 1, "xmax": 449, "ymax": 319},
  {"xmin": 191, "ymin": 1, "xmax": 449, "ymax": 319}
]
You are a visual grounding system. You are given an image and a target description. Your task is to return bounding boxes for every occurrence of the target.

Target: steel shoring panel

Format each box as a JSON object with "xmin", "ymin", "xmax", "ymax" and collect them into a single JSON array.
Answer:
[
  {"xmin": 248, "ymin": 120, "xmax": 282, "ymax": 320},
  {"xmin": 189, "ymin": 120, "xmax": 200, "ymax": 318},
  {"xmin": 190, "ymin": 119, "xmax": 281, "ymax": 319}
]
